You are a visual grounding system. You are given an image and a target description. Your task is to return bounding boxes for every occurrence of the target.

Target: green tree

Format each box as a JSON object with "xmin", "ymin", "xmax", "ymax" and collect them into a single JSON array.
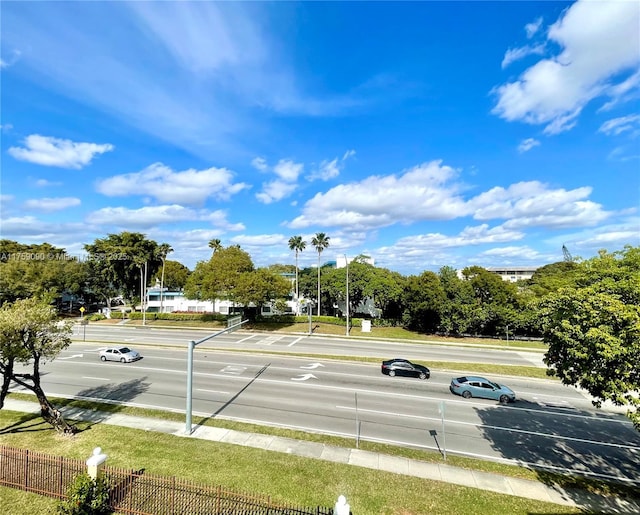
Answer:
[
  {"xmin": 0, "ymin": 241, "xmax": 88, "ymax": 304},
  {"xmin": 84, "ymin": 232, "xmax": 161, "ymax": 302},
  {"xmin": 403, "ymin": 271, "xmax": 447, "ymax": 333},
  {"xmin": 234, "ymin": 268, "xmax": 292, "ymax": 311},
  {"xmin": 184, "ymin": 245, "xmax": 254, "ymax": 304},
  {"xmin": 539, "ymin": 247, "xmax": 640, "ymax": 429},
  {"xmin": 157, "ymin": 260, "xmax": 190, "ymax": 291},
  {"xmin": 311, "ymin": 233, "xmax": 330, "ymax": 316},
  {"xmin": 288, "ymin": 235, "xmax": 306, "ymax": 311},
  {"xmin": 156, "ymin": 243, "xmax": 173, "ymax": 313},
  {"xmin": 208, "ymin": 238, "xmax": 222, "ymax": 254},
  {"xmin": 0, "ymin": 297, "xmax": 77, "ymax": 433},
  {"xmin": 526, "ymin": 261, "xmax": 579, "ymax": 298}
]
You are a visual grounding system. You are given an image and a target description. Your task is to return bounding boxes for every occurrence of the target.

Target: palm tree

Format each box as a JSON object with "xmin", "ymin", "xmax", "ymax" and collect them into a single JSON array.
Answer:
[
  {"xmin": 288, "ymin": 236, "xmax": 306, "ymax": 313},
  {"xmin": 158, "ymin": 243, "xmax": 173, "ymax": 313},
  {"xmin": 311, "ymin": 232, "xmax": 330, "ymax": 316},
  {"xmin": 208, "ymin": 238, "xmax": 222, "ymax": 254}
]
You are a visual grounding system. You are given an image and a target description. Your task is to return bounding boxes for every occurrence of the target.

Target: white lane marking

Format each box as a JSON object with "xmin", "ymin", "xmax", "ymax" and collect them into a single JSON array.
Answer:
[
  {"xmin": 300, "ymin": 363, "xmax": 325, "ymax": 370},
  {"xmin": 82, "ymin": 376, "xmax": 110, "ymax": 381},
  {"xmin": 220, "ymin": 366, "xmax": 246, "ymax": 375},
  {"xmin": 197, "ymin": 389, "xmax": 230, "ymax": 394},
  {"xmin": 336, "ymin": 405, "xmax": 640, "ymax": 451},
  {"xmin": 260, "ymin": 336, "xmax": 282, "ymax": 346},
  {"xmin": 237, "ymin": 334, "xmax": 257, "ymax": 344},
  {"xmin": 45, "ymin": 361, "xmax": 634, "ymax": 425},
  {"xmin": 59, "ymin": 354, "xmax": 84, "ymax": 360},
  {"xmin": 288, "ymin": 337, "xmax": 303, "ymax": 347},
  {"xmin": 291, "ymin": 373, "xmax": 317, "ymax": 381}
]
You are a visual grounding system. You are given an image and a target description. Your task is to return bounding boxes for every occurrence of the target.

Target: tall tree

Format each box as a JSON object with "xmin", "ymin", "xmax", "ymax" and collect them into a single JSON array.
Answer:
[
  {"xmin": 208, "ymin": 239, "xmax": 222, "ymax": 254},
  {"xmin": 157, "ymin": 260, "xmax": 190, "ymax": 291},
  {"xmin": 157, "ymin": 243, "xmax": 173, "ymax": 313},
  {"xmin": 539, "ymin": 247, "xmax": 640, "ymax": 429},
  {"xmin": 84, "ymin": 232, "xmax": 161, "ymax": 302},
  {"xmin": 311, "ymin": 233, "xmax": 330, "ymax": 316},
  {"xmin": 288, "ymin": 236, "xmax": 306, "ymax": 313},
  {"xmin": 0, "ymin": 297, "xmax": 77, "ymax": 434}
]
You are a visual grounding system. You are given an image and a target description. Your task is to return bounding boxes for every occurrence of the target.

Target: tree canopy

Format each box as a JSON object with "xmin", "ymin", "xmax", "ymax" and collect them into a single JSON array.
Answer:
[
  {"xmin": 0, "ymin": 297, "xmax": 77, "ymax": 433},
  {"xmin": 540, "ymin": 247, "xmax": 640, "ymax": 429}
]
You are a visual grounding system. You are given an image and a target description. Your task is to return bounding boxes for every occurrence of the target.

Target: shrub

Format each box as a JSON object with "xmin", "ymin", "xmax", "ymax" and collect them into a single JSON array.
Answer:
[
  {"xmin": 57, "ymin": 473, "xmax": 111, "ymax": 515},
  {"xmin": 86, "ymin": 314, "xmax": 106, "ymax": 322}
]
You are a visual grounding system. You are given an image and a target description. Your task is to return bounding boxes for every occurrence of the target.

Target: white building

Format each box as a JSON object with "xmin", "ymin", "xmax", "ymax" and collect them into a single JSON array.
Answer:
[{"xmin": 486, "ymin": 267, "xmax": 538, "ymax": 282}]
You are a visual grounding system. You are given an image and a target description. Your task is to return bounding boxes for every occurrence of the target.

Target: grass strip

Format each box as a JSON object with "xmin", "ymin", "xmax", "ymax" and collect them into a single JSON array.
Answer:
[
  {"xmin": 6, "ymin": 392, "xmax": 638, "ymax": 502},
  {"xmin": 0, "ymin": 410, "xmax": 580, "ymax": 515}
]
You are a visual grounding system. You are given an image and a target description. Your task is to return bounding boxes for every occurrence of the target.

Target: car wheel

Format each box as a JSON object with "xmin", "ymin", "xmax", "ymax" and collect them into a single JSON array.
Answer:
[
  {"xmin": 419, "ymin": 372, "xmax": 427, "ymax": 380},
  {"xmin": 499, "ymin": 395, "xmax": 509, "ymax": 404},
  {"xmin": 120, "ymin": 357, "xmax": 126, "ymax": 363},
  {"xmin": 462, "ymin": 390, "xmax": 472, "ymax": 399},
  {"xmin": 100, "ymin": 356, "xmax": 106, "ymax": 362},
  {"xmin": 389, "ymin": 370, "xmax": 396, "ymax": 377}
]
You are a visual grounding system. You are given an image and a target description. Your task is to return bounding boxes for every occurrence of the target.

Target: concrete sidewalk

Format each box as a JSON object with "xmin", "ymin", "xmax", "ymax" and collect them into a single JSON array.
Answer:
[{"xmin": 3, "ymin": 399, "xmax": 639, "ymax": 513}]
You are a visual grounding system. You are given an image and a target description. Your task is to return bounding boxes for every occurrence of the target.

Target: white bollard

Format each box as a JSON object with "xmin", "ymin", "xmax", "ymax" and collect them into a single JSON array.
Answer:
[
  {"xmin": 334, "ymin": 494, "xmax": 350, "ymax": 515},
  {"xmin": 86, "ymin": 447, "xmax": 108, "ymax": 480}
]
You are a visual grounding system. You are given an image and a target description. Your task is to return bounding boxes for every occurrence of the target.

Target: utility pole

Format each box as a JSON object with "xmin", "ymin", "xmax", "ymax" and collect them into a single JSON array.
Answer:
[{"xmin": 345, "ymin": 254, "xmax": 350, "ymax": 336}]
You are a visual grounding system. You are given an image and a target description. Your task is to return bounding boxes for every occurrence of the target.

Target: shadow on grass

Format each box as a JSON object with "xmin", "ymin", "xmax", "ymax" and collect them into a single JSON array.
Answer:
[
  {"xmin": 0, "ymin": 412, "xmax": 52, "ymax": 434},
  {"xmin": 475, "ymin": 398, "xmax": 640, "ymax": 511}
]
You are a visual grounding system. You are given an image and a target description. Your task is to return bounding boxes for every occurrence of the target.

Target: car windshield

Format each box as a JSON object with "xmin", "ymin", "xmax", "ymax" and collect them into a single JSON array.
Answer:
[
  {"xmin": 119, "ymin": 347, "xmax": 131, "ymax": 353},
  {"xmin": 489, "ymin": 381, "xmax": 500, "ymax": 389}
]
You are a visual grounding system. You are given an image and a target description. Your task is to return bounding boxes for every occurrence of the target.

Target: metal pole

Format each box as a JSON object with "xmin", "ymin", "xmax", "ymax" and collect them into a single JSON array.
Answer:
[
  {"xmin": 355, "ymin": 391, "xmax": 359, "ymax": 448},
  {"xmin": 185, "ymin": 340, "xmax": 195, "ymax": 434},
  {"xmin": 308, "ymin": 303, "xmax": 312, "ymax": 335},
  {"xmin": 440, "ymin": 400, "xmax": 447, "ymax": 460},
  {"xmin": 142, "ymin": 262, "xmax": 147, "ymax": 326},
  {"xmin": 345, "ymin": 255, "xmax": 349, "ymax": 337}
]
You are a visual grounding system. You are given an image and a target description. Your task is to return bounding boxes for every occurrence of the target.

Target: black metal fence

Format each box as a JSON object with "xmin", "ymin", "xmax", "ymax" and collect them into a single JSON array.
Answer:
[{"xmin": 0, "ymin": 446, "xmax": 334, "ymax": 514}]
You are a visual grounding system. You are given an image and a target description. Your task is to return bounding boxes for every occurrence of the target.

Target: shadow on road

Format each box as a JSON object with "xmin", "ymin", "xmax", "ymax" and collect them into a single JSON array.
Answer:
[
  {"xmin": 474, "ymin": 399, "xmax": 640, "ymax": 511},
  {"xmin": 194, "ymin": 364, "xmax": 271, "ymax": 428}
]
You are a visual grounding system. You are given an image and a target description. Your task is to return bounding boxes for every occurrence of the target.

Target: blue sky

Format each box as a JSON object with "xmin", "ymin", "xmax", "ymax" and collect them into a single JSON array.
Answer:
[{"xmin": 1, "ymin": 0, "xmax": 638, "ymax": 275}]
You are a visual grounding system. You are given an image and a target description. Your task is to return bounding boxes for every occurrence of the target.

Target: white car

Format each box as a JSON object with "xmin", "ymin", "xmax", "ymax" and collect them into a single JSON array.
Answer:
[{"xmin": 99, "ymin": 347, "xmax": 141, "ymax": 363}]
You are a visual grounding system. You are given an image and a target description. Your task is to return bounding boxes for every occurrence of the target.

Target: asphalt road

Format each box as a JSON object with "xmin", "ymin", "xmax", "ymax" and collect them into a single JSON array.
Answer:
[
  {"xmin": 71, "ymin": 324, "xmax": 547, "ymax": 367},
  {"xmin": 13, "ymin": 334, "xmax": 640, "ymax": 485}
]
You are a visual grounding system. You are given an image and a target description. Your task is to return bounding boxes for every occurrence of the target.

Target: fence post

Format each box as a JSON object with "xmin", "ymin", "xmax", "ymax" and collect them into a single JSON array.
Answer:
[
  {"xmin": 333, "ymin": 494, "xmax": 350, "ymax": 515},
  {"xmin": 86, "ymin": 447, "xmax": 108, "ymax": 480}
]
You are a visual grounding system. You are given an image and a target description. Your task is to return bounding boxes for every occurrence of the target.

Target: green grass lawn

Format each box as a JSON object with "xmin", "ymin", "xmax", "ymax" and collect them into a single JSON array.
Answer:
[{"xmin": 0, "ymin": 410, "xmax": 581, "ymax": 515}]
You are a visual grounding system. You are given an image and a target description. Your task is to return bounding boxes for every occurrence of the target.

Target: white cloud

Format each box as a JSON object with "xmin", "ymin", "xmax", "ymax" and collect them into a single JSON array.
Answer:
[
  {"xmin": 287, "ymin": 160, "xmax": 465, "ymax": 229},
  {"xmin": 230, "ymin": 234, "xmax": 288, "ymax": 247},
  {"xmin": 256, "ymin": 180, "xmax": 298, "ymax": 204},
  {"xmin": 24, "ymin": 197, "xmax": 81, "ymax": 212},
  {"xmin": 96, "ymin": 162, "xmax": 249, "ymax": 205},
  {"xmin": 34, "ymin": 178, "xmax": 63, "ymax": 187},
  {"xmin": 273, "ymin": 159, "xmax": 304, "ymax": 182},
  {"xmin": 479, "ymin": 245, "xmax": 543, "ymax": 260},
  {"xmin": 598, "ymin": 114, "xmax": 640, "ymax": 136},
  {"xmin": 307, "ymin": 150, "xmax": 356, "ymax": 181},
  {"xmin": 394, "ymin": 224, "xmax": 524, "ymax": 250},
  {"xmin": 8, "ymin": 134, "xmax": 114, "ymax": 169},
  {"xmin": 251, "ymin": 157, "xmax": 269, "ymax": 172},
  {"xmin": 501, "ymin": 44, "xmax": 545, "ymax": 69},
  {"xmin": 0, "ymin": 123, "xmax": 13, "ymax": 131},
  {"xmin": 0, "ymin": 49, "xmax": 21, "ymax": 68},
  {"xmin": 492, "ymin": 0, "xmax": 640, "ymax": 134},
  {"xmin": 517, "ymin": 138, "xmax": 541, "ymax": 153},
  {"xmin": 525, "ymin": 17, "xmax": 543, "ymax": 39},
  {"xmin": 289, "ymin": 162, "xmax": 611, "ymax": 234}
]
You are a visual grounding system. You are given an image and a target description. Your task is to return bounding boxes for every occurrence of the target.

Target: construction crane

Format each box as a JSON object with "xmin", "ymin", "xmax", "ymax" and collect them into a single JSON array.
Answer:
[{"xmin": 562, "ymin": 245, "xmax": 573, "ymax": 262}]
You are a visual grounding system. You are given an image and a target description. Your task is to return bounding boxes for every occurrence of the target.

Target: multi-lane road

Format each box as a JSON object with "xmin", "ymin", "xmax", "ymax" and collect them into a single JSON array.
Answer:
[{"xmin": 11, "ymin": 324, "xmax": 640, "ymax": 485}]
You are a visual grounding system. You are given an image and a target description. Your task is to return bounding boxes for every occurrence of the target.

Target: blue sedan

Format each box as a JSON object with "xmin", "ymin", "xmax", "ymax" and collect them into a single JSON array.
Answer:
[{"xmin": 449, "ymin": 376, "xmax": 516, "ymax": 403}]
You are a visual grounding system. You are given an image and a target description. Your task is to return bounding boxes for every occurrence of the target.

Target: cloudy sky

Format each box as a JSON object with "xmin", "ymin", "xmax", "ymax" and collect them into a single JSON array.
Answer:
[{"xmin": 1, "ymin": 0, "xmax": 638, "ymax": 275}]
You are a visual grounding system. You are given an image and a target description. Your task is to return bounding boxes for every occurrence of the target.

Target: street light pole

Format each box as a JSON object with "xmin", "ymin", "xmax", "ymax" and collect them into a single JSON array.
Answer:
[{"xmin": 345, "ymin": 254, "xmax": 349, "ymax": 336}]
